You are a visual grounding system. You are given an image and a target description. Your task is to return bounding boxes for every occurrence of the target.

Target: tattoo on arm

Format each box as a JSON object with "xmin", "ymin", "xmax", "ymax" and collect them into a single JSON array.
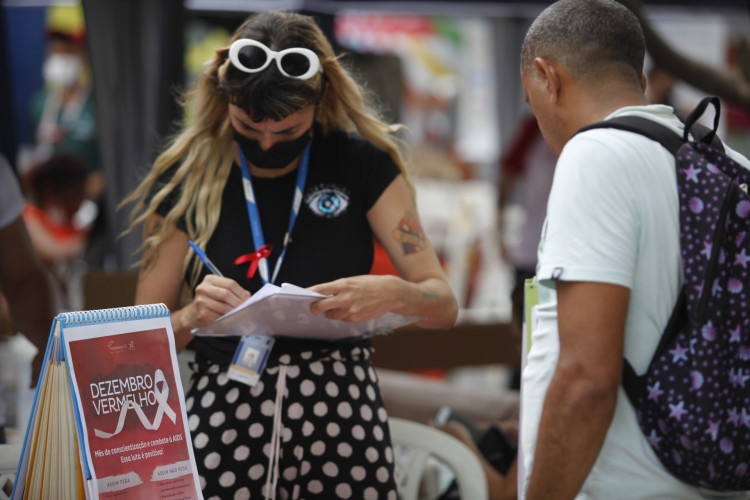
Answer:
[
  {"xmin": 422, "ymin": 289, "xmax": 439, "ymax": 299},
  {"xmin": 139, "ymin": 253, "xmax": 158, "ymax": 281},
  {"xmin": 145, "ymin": 217, "xmax": 163, "ymax": 237},
  {"xmin": 392, "ymin": 209, "xmax": 428, "ymax": 256}
]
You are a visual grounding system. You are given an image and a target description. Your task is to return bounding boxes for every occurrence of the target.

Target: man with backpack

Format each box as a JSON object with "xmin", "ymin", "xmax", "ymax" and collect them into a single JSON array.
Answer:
[{"xmin": 519, "ymin": 1, "xmax": 750, "ymax": 499}]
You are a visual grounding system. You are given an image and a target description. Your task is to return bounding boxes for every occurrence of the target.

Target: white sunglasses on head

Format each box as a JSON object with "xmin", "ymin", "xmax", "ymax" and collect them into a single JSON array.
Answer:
[{"xmin": 228, "ymin": 39, "xmax": 322, "ymax": 80}]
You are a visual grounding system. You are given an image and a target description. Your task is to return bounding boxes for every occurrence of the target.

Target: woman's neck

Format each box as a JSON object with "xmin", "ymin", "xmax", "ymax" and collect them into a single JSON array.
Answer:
[{"xmin": 233, "ymin": 151, "xmax": 302, "ymax": 178}]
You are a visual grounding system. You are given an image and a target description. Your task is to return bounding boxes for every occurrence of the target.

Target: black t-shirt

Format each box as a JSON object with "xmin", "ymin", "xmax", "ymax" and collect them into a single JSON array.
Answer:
[{"xmin": 156, "ymin": 128, "xmax": 401, "ymax": 362}]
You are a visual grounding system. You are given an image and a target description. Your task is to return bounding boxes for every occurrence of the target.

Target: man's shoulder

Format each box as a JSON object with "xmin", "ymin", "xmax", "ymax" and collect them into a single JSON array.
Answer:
[
  {"xmin": 575, "ymin": 105, "xmax": 683, "ymax": 142},
  {"xmin": 606, "ymin": 105, "xmax": 684, "ymax": 133},
  {"xmin": 576, "ymin": 105, "xmax": 750, "ymax": 170},
  {"xmin": 563, "ymin": 106, "xmax": 682, "ymax": 162}
]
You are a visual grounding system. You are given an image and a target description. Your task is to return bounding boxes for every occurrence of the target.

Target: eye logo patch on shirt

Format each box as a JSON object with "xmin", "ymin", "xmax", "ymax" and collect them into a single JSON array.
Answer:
[{"xmin": 305, "ymin": 185, "xmax": 350, "ymax": 218}]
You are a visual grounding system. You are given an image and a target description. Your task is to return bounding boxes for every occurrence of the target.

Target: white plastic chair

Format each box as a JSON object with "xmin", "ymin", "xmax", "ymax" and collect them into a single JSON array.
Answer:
[
  {"xmin": 388, "ymin": 417, "xmax": 488, "ymax": 500},
  {"xmin": 0, "ymin": 443, "xmax": 21, "ymax": 500}
]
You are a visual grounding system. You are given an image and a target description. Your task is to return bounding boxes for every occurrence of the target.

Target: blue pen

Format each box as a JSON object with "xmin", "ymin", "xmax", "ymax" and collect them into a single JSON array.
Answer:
[{"xmin": 188, "ymin": 240, "xmax": 224, "ymax": 277}]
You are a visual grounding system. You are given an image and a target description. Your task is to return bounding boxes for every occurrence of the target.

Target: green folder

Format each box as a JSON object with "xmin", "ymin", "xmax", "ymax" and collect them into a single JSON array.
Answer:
[{"xmin": 523, "ymin": 277, "xmax": 539, "ymax": 354}]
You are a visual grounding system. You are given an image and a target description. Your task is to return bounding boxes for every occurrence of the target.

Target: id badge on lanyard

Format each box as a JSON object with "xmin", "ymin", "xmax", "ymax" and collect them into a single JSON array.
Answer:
[
  {"xmin": 227, "ymin": 143, "xmax": 311, "ymax": 386},
  {"xmin": 229, "ymin": 334, "xmax": 274, "ymax": 386}
]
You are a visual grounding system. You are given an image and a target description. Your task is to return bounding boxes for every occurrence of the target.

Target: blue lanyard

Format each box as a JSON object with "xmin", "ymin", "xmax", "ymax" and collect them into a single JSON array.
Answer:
[{"xmin": 237, "ymin": 143, "xmax": 311, "ymax": 285}]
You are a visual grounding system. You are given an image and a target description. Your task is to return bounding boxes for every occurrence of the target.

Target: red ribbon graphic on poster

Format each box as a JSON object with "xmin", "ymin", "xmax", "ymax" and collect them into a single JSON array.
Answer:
[{"xmin": 92, "ymin": 369, "xmax": 176, "ymax": 439}]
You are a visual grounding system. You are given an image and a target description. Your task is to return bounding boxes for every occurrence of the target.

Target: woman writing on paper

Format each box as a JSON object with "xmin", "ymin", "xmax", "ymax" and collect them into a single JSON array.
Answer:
[{"xmin": 124, "ymin": 11, "xmax": 457, "ymax": 499}]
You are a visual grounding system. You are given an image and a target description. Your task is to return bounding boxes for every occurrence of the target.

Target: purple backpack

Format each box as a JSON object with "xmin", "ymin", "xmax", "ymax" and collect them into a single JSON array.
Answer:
[{"xmin": 580, "ymin": 97, "xmax": 750, "ymax": 491}]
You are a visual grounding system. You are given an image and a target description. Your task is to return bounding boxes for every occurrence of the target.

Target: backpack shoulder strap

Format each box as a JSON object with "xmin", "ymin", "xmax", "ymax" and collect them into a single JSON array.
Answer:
[
  {"xmin": 577, "ymin": 116, "xmax": 683, "ymax": 155},
  {"xmin": 576, "ymin": 110, "xmax": 724, "ymax": 154},
  {"xmin": 690, "ymin": 122, "xmax": 725, "ymax": 152}
]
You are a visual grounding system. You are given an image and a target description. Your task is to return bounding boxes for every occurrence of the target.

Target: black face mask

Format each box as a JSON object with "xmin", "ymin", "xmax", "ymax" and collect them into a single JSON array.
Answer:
[{"xmin": 233, "ymin": 128, "xmax": 312, "ymax": 170}]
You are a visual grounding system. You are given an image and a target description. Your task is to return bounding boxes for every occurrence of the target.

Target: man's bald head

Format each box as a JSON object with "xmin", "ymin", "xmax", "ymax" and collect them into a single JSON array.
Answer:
[{"xmin": 521, "ymin": 0, "xmax": 645, "ymax": 87}]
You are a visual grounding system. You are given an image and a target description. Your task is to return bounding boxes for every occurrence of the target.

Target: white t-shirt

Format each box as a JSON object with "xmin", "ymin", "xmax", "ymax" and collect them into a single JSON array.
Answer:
[
  {"xmin": 0, "ymin": 155, "xmax": 24, "ymax": 230},
  {"xmin": 521, "ymin": 105, "xmax": 750, "ymax": 499}
]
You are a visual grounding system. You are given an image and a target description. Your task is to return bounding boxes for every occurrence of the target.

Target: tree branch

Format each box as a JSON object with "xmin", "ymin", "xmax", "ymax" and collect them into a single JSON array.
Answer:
[{"xmin": 618, "ymin": 0, "xmax": 750, "ymax": 113}]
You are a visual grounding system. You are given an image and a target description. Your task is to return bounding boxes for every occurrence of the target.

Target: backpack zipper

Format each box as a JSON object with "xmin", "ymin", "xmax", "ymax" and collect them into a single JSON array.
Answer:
[{"xmin": 696, "ymin": 180, "xmax": 739, "ymax": 322}]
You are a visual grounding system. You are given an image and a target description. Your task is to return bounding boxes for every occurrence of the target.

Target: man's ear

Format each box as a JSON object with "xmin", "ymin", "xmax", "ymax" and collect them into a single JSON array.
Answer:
[
  {"xmin": 533, "ymin": 57, "xmax": 561, "ymax": 103},
  {"xmin": 640, "ymin": 73, "xmax": 647, "ymax": 93}
]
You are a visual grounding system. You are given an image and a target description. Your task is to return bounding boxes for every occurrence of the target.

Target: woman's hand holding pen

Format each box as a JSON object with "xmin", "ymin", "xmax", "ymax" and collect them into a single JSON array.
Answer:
[
  {"xmin": 183, "ymin": 240, "xmax": 251, "ymax": 327},
  {"xmin": 182, "ymin": 274, "xmax": 251, "ymax": 329}
]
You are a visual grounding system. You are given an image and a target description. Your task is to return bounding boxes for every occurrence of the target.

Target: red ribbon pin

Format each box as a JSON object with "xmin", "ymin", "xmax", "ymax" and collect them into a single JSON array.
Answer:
[{"xmin": 235, "ymin": 244, "xmax": 273, "ymax": 279}]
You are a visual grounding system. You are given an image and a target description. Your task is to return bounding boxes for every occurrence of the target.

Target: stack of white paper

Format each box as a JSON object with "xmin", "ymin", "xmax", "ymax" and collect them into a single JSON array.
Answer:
[{"xmin": 192, "ymin": 283, "xmax": 420, "ymax": 340}]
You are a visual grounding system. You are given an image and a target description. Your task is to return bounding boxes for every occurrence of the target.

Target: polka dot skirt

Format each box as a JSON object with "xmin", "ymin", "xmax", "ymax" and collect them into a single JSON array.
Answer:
[{"xmin": 185, "ymin": 338, "xmax": 398, "ymax": 500}]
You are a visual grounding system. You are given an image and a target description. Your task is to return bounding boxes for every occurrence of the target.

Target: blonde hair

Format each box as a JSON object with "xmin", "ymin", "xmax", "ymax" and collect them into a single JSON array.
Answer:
[{"xmin": 123, "ymin": 11, "xmax": 412, "ymax": 286}]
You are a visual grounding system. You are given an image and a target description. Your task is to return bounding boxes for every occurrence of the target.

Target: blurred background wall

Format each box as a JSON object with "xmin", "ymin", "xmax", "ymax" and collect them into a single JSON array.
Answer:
[{"xmin": 1, "ymin": 0, "xmax": 749, "ymax": 443}]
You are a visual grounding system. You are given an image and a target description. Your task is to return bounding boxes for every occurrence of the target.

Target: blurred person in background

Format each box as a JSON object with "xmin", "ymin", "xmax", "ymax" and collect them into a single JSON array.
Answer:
[
  {"xmin": 498, "ymin": 115, "xmax": 556, "ymax": 332},
  {"xmin": 497, "ymin": 114, "xmax": 556, "ymax": 389},
  {"xmin": 26, "ymin": 5, "xmax": 109, "ymax": 268},
  {"xmin": 645, "ymin": 65, "xmax": 685, "ymax": 120},
  {"xmin": 0, "ymin": 154, "xmax": 56, "ymax": 443},
  {"xmin": 645, "ymin": 66, "xmax": 677, "ymax": 107},
  {"xmin": 21, "ymin": 154, "xmax": 93, "ymax": 310},
  {"xmin": 31, "ymin": 26, "xmax": 101, "ymax": 199}
]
